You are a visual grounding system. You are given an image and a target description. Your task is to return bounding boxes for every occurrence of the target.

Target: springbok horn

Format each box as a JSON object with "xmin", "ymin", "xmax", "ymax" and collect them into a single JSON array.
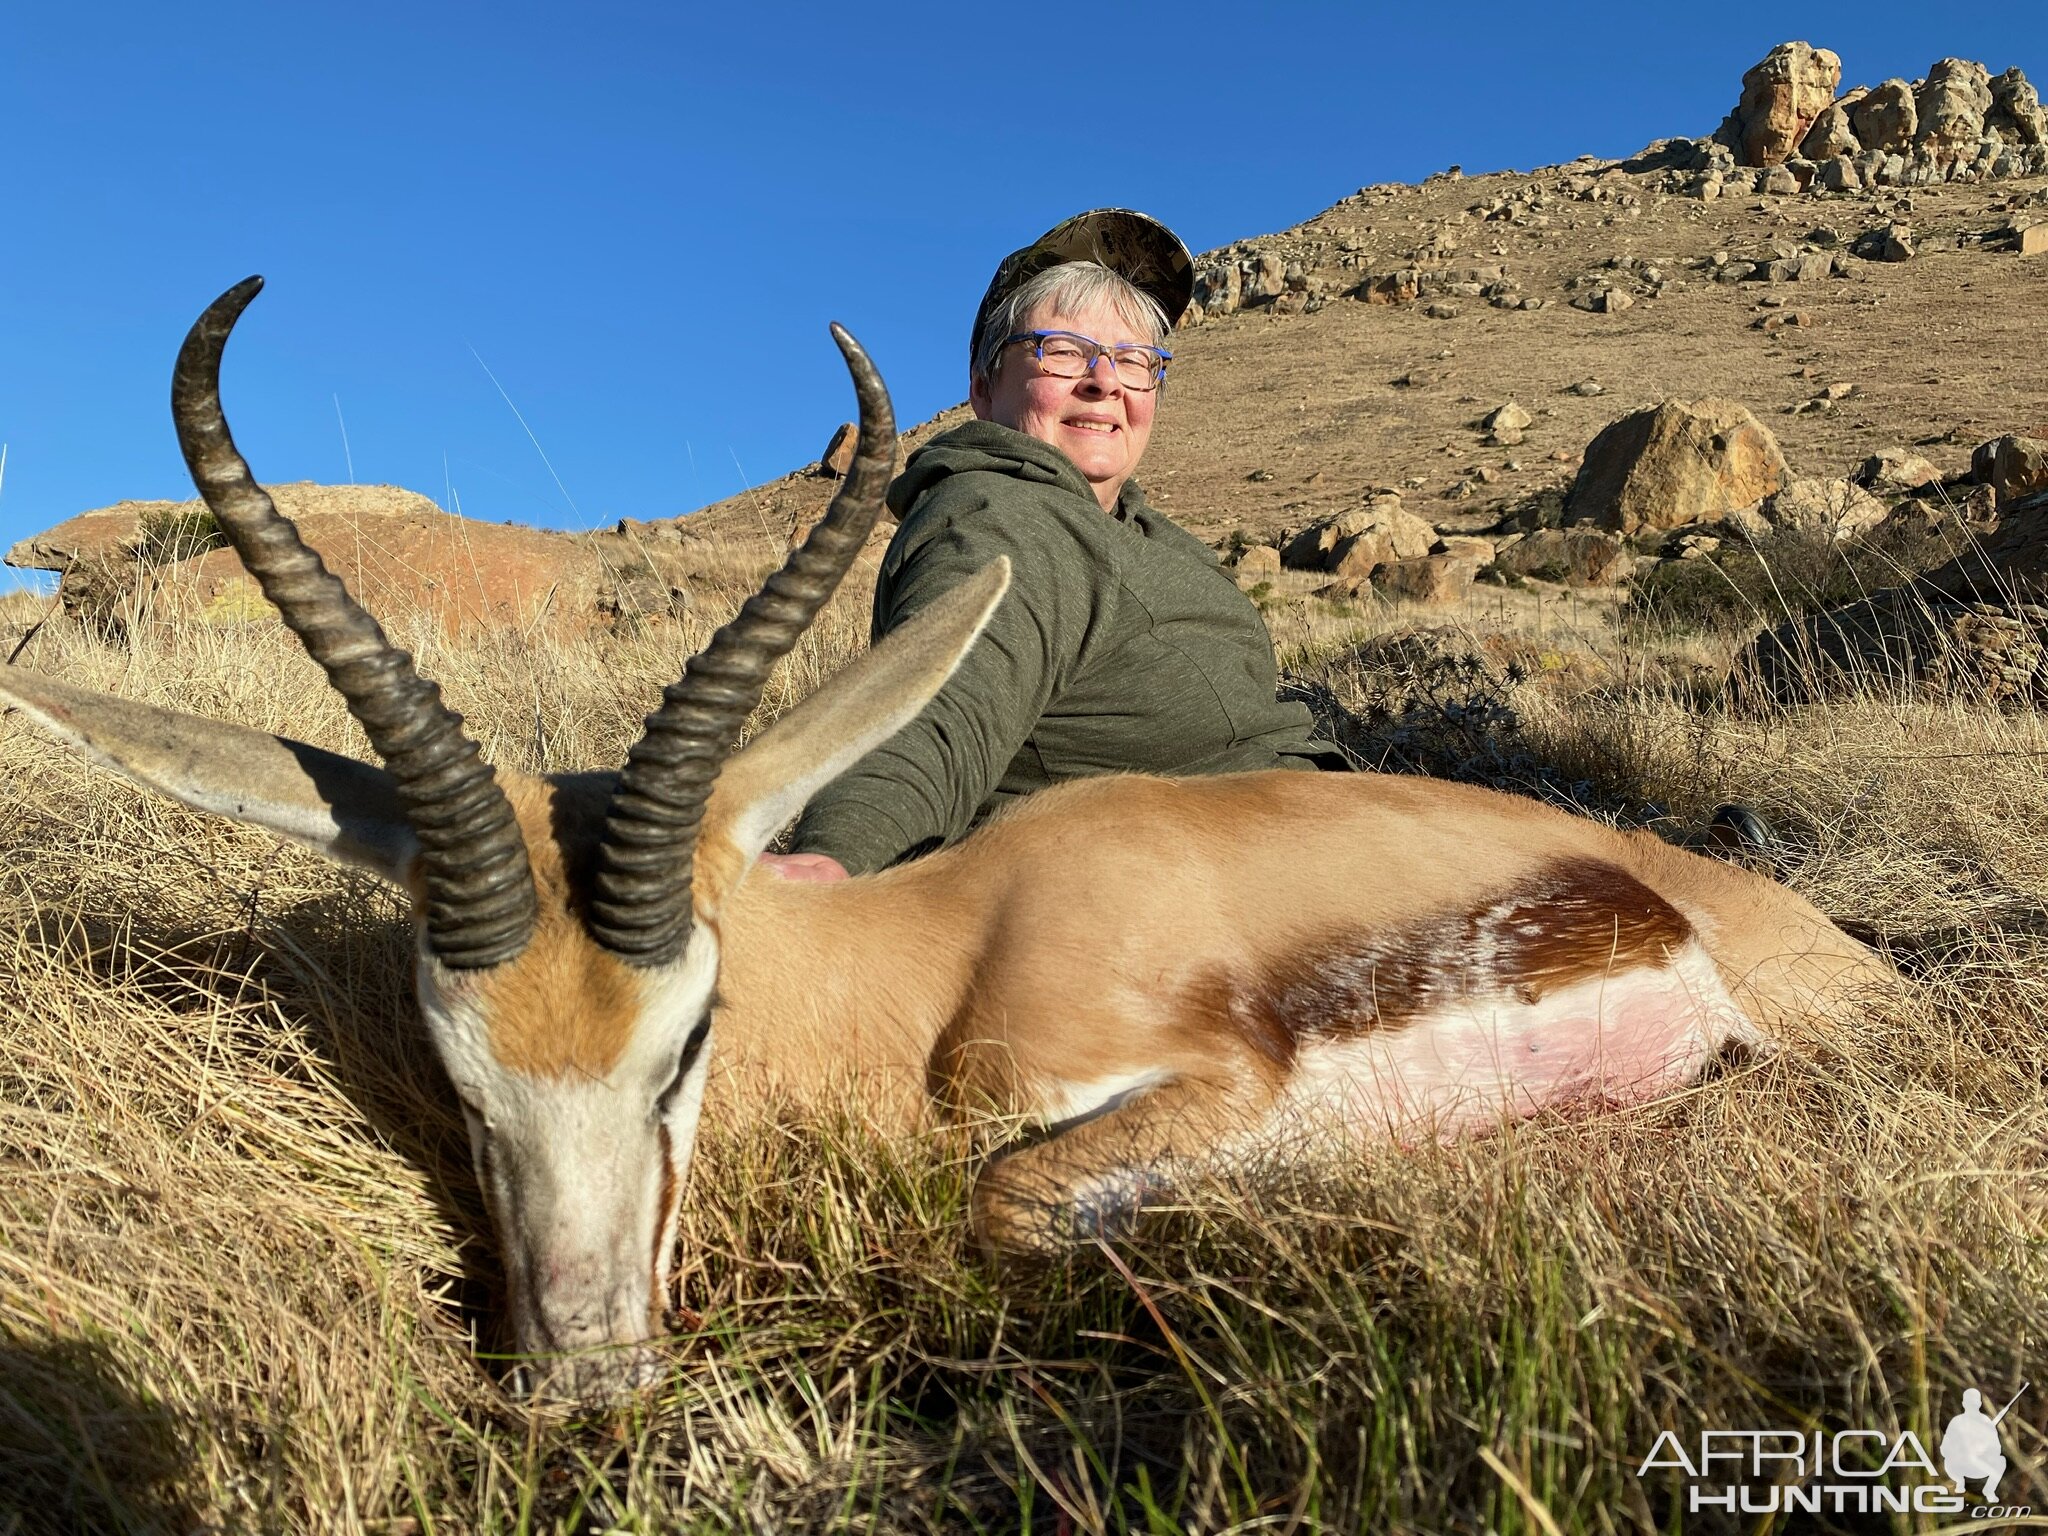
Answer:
[
  {"xmin": 590, "ymin": 323, "xmax": 894, "ymax": 965},
  {"xmin": 172, "ymin": 277, "xmax": 538, "ymax": 970}
]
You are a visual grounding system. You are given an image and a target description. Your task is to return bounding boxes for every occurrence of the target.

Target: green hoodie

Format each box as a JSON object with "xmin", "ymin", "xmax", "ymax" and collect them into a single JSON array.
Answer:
[{"xmin": 787, "ymin": 420, "xmax": 1334, "ymax": 875}]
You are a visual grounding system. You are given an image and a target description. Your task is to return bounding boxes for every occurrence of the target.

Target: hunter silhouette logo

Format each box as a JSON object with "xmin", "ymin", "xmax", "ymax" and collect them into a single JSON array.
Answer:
[{"xmin": 1941, "ymin": 1384, "xmax": 2026, "ymax": 1501}]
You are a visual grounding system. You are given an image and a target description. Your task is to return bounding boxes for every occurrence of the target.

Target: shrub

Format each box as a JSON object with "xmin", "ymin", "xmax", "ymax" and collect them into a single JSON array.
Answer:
[
  {"xmin": 135, "ymin": 506, "xmax": 226, "ymax": 564},
  {"xmin": 1626, "ymin": 519, "xmax": 1974, "ymax": 635}
]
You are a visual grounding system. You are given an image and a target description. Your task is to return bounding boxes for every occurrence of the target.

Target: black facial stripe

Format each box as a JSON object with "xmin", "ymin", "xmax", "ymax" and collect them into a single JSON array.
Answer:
[{"xmin": 655, "ymin": 1012, "xmax": 713, "ymax": 1116}]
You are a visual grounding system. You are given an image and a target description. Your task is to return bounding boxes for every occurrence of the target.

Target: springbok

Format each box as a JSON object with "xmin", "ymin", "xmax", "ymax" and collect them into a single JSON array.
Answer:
[{"xmin": 1, "ymin": 280, "xmax": 1889, "ymax": 1402}]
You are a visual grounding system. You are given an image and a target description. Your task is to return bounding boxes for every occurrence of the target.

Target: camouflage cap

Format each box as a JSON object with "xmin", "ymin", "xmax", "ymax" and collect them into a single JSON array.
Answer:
[{"xmin": 969, "ymin": 209, "xmax": 1194, "ymax": 364}]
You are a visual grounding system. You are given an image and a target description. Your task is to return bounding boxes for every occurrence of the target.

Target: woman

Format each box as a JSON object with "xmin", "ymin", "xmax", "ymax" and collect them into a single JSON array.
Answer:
[{"xmin": 767, "ymin": 209, "xmax": 1338, "ymax": 882}]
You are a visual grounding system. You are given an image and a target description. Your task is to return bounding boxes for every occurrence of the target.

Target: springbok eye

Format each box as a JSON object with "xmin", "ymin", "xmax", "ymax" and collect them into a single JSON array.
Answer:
[{"xmin": 655, "ymin": 1014, "xmax": 712, "ymax": 1116}]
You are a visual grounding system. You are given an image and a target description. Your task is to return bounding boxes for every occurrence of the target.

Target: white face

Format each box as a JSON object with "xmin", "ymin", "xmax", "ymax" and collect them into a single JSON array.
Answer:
[
  {"xmin": 417, "ymin": 932, "xmax": 721, "ymax": 1403},
  {"xmin": 971, "ymin": 293, "xmax": 1160, "ymax": 512}
]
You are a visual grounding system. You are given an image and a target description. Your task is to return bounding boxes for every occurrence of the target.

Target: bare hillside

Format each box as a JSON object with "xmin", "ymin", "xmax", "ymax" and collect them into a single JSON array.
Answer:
[{"xmin": 689, "ymin": 160, "xmax": 2048, "ymax": 553}]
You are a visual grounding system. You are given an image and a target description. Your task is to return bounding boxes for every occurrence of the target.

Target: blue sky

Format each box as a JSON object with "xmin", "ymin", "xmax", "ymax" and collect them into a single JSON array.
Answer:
[{"xmin": 2, "ymin": 3, "xmax": 2042, "ymax": 589}]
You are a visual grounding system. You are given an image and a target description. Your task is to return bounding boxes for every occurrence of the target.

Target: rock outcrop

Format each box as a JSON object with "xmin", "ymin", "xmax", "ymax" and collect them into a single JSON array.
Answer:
[
  {"xmin": 1988, "ymin": 67, "xmax": 2048, "ymax": 144},
  {"xmin": 1735, "ymin": 484, "xmax": 2048, "ymax": 707},
  {"xmin": 1798, "ymin": 87, "xmax": 1867, "ymax": 161},
  {"xmin": 7, "ymin": 484, "xmax": 702, "ymax": 634},
  {"xmin": 1708, "ymin": 44, "xmax": 2048, "ymax": 187},
  {"xmin": 1717, "ymin": 42, "xmax": 1843, "ymax": 166},
  {"xmin": 1916, "ymin": 58, "xmax": 1995, "ymax": 169},
  {"xmin": 1567, "ymin": 400, "xmax": 1788, "ymax": 534},
  {"xmin": 1280, "ymin": 496, "xmax": 1435, "ymax": 575},
  {"xmin": 1850, "ymin": 80, "xmax": 1918, "ymax": 153}
]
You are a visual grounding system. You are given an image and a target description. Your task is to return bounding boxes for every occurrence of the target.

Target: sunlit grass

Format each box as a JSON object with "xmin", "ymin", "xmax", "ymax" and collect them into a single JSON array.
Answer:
[{"xmin": 2, "ymin": 549, "xmax": 2045, "ymax": 1532}]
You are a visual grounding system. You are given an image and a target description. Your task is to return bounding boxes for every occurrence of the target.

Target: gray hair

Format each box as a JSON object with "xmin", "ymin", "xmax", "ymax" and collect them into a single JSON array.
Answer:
[{"xmin": 971, "ymin": 261, "xmax": 1171, "ymax": 389}]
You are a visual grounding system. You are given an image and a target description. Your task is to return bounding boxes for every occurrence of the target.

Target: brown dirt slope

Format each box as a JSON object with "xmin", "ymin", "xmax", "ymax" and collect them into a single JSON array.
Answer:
[{"xmin": 686, "ymin": 158, "xmax": 2048, "ymax": 555}]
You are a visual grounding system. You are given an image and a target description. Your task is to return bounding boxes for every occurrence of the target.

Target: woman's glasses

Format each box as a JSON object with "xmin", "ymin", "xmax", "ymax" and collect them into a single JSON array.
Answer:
[{"xmin": 1002, "ymin": 330, "xmax": 1171, "ymax": 391}]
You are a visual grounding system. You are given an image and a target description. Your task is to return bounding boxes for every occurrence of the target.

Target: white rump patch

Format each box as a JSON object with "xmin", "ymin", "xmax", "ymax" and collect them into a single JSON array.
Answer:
[{"xmin": 1275, "ymin": 939, "xmax": 1759, "ymax": 1143}]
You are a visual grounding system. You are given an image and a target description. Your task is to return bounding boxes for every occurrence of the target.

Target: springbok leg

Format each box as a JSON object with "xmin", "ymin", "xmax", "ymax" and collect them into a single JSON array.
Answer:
[{"xmin": 971, "ymin": 1067, "xmax": 1281, "ymax": 1256}]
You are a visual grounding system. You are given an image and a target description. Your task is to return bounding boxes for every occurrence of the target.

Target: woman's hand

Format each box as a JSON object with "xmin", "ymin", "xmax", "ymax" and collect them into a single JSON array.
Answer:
[{"xmin": 756, "ymin": 852, "xmax": 851, "ymax": 883}]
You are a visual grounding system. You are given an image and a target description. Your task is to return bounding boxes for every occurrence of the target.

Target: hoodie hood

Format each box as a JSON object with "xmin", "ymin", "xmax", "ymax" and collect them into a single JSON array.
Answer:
[{"xmin": 888, "ymin": 420, "xmax": 1135, "ymax": 522}]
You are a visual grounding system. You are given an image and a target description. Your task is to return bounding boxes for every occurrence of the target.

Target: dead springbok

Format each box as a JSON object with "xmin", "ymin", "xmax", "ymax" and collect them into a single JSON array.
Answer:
[{"xmin": 1, "ymin": 280, "xmax": 1888, "ymax": 1403}]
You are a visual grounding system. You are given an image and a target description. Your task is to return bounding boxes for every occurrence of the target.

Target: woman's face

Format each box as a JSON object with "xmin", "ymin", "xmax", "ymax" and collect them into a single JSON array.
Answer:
[{"xmin": 970, "ymin": 293, "xmax": 1159, "ymax": 512}]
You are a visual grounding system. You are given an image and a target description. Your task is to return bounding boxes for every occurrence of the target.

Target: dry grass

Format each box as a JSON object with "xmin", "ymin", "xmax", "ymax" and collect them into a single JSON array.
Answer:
[{"xmin": 3, "ymin": 552, "xmax": 2048, "ymax": 1534}]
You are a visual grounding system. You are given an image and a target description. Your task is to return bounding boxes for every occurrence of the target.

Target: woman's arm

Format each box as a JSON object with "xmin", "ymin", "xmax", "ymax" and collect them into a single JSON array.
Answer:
[{"xmin": 785, "ymin": 487, "xmax": 1115, "ymax": 873}]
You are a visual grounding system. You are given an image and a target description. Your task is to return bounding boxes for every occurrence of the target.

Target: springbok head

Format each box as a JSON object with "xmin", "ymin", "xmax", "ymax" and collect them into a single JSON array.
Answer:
[{"xmin": 0, "ymin": 280, "xmax": 1008, "ymax": 1403}]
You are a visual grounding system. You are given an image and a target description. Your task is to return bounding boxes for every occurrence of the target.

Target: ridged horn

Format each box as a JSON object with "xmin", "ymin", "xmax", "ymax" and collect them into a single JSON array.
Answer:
[
  {"xmin": 171, "ymin": 277, "xmax": 537, "ymax": 970},
  {"xmin": 590, "ymin": 323, "xmax": 894, "ymax": 964}
]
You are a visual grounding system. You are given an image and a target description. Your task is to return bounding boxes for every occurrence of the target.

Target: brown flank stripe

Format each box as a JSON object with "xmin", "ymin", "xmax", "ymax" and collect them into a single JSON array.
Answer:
[{"xmin": 1210, "ymin": 857, "xmax": 1693, "ymax": 1065}]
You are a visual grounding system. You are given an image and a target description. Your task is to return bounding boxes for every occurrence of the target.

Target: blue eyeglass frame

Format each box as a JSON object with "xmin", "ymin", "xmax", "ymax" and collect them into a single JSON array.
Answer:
[{"xmin": 1000, "ymin": 329, "xmax": 1172, "ymax": 388}]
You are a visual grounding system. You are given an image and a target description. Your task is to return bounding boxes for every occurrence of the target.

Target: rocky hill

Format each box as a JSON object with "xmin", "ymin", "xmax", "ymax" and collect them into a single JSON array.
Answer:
[
  {"xmin": 596, "ymin": 45, "xmax": 2048, "ymax": 635},
  {"xmin": 13, "ymin": 41, "xmax": 2048, "ymax": 668}
]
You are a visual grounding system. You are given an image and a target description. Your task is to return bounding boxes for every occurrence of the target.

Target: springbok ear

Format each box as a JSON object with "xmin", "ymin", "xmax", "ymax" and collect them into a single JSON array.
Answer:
[
  {"xmin": 698, "ymin": 557, "xmax": 1011, "ymax": 900},
  {"xmin": 0, "ymin": 666, "xmax": 419, "ymax": 883}
]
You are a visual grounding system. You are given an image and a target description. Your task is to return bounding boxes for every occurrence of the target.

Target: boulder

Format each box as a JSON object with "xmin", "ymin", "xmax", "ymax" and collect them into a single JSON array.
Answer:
[
  {"xmin": 1362, "ymin": 269, "xmax": 1421, "ymax": 305},
  {"xmin": 1567, "ymin": 399, "xmax": 1789, "ymax": 535},
  {"xmin": 1982, "ymin": 436, "xmax": 2048, "ymax": 508},
  {"xmin": 1195, "ymin": 262, "xmax": 1242, "ymax": 316},
  {"xmin": 1798, "ymin": 93, "xmax": 1865, "ymax": 162},
  {"xmin": 4, "ymin": 504, "xmax": 143, "ymax": 571},
  {"xmin": 1988, "ymin": 68, "xmax": 2047, "ymax": 146},
  {"xmin": 2019, "ymin": 224, "xmax": 2048, "ymax": 257},
  {"xmin": 1491, "ymin": 527, "xmax": 1631, "ymax": 587},
  {"xmin": 1245, "ymin": 252, "xmax": 1287, "ymax": 303},
  {"xmin": 1329, "ymin": 533, "xmax": 1393, "ymax": 579},
  {"xmin": 1484, "ymin": 401, "xmax": 1531, "ymax": 446},
  {"xmin": 1763, "ymin": 476, "xmax": 1889, "ymax": 541},
  {"xmin": 1338, "ymin": 498, "xmax": 1437, "ymax": 557},
  {"xmin": 1719, "ymin": 42, "xmax": 1843, "ymax": 166},
  {"xmin": 1232, "ymin": 543, "xmax": 1282, "ymax": 576},
  {"xmin": 1816, "ymin": 155, "xmax": 1861, "ymax": 192},
  {"xmin": 1918, "ymin": 483, "xmax": 2048, "ymax": 605},
  {"xmin": 1853, "ymin": 222, "xmax": 1915, "ymax": 262},
  {"xmin": 818, "ymin": 421, "xmax": 858, "ymax": 477},
  {"xmin": 1856, "ymin": 448, "xmax": 1942, "ymax": 493},
  {"xmin": 1280, "ymin": 522, "xmax": 1342, "ymax": 571},
  {"xmin": 1373, "ymin": 554, "xmax": 1480, "ymax": 606},
  {"xmin": 1915, "ymin": 58, "xmax": 1994, "ymax": 168},
  {"xmin": 1282, "ymin": 498, "xmax": 1433, "ymax": 573},
  {"xmin": 1433, "ymin": 535, "xmax": 1497, "ymax": 563},
  {"xmin": 1850, "ymin": 80, "xmax": 1918, "ymax": 153}
]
